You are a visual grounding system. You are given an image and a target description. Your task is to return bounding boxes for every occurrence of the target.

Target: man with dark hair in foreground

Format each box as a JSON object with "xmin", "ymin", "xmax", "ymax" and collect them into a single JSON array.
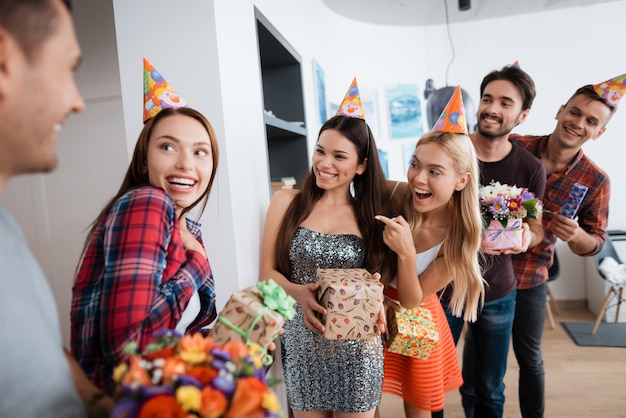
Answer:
[{"xmin": 0, "ymin": 0, "xmax": 111, "ymax": 416}]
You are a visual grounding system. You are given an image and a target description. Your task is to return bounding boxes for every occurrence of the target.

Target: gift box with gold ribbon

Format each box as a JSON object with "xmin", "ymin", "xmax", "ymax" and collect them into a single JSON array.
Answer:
[{"xmin": 316, "ymin": 268, "xmax": 384, "ymax": 340}]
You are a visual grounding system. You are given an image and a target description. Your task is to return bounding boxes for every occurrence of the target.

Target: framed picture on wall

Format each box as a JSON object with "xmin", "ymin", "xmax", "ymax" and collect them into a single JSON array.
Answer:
[
  {"xmin": 385, "ymin": 84, "xmax": 424, "ymax": 140},
  {"xmin": 360, "ymin": 87, "xmax": 381, "ymax": 139},
  {"xmin": 313, "ymin": 60, "xmax": 327, "ymax": 123},
  {"xmin": 378, "ymin": 148, "xmax": 389, "ymax": 179},
  {"xmin": 328, "ymin": 102, "xmax": 339, "ymax": 118},
  {"xmin": 402, "ymin": 140, "xmax": 417, "ymax": 174}
]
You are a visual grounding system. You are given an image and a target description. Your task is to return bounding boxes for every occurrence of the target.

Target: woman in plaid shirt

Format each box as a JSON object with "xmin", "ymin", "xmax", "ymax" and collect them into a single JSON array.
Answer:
[{"xmin": 70, "ymin": 106, "xmax": 219, "ymax": 391}]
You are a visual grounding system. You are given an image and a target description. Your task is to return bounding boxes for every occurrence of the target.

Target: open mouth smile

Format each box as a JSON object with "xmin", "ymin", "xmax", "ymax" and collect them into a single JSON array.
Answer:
[{"xmin": 167, "ymin": 176, "xmax": 197, "ymax": 190}]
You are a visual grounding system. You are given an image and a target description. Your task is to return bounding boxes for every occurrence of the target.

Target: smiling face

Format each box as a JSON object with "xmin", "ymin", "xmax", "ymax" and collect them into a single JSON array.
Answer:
[
  {"xmin": 476, "ymin": 79, "xmax": 528, "ymax": 140},
  {"xmin": 146, "ymin": 114, "xmax": 214, "ymax": 213},
  {"xmin": 312, "ymin": 128, "xmax": 366, "ymax": 192},
  {"xmin": 407, "ymin": 142, "xmax": 469, "ymax": 216},
  {"xmin": 0, "ymin": 0, "xmax": 84, "ymax": 187},
  {"xmin": 553, "ymin": 94, "xmax": 612, "ymax": 150}
]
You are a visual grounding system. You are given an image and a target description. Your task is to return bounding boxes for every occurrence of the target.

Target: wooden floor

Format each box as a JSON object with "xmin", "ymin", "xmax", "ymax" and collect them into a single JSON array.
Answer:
[{"xmin": 378, "ymin": 305, "xmax": 626, "ymax": 417}]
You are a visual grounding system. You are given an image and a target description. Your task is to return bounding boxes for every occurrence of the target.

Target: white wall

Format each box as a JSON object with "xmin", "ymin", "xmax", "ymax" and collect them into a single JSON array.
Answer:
[{"xmin": 2, "ymin": 0, "xmax": 626, "ymax": 348}]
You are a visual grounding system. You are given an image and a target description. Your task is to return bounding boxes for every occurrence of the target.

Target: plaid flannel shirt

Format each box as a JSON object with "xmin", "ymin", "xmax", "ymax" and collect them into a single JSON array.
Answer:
[
  {"xmin": 510, "ymin": 134, "xmax": 610, "ymax": 289},
  {"xmin": 71, "ymin": 186, "xmax": 216, "ymax": 391}
]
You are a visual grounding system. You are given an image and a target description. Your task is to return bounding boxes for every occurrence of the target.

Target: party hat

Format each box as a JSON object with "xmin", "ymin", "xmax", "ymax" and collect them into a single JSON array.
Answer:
[
  {"xmin": 432, "ymin": 85, "xmax": 468, "ymax": 134},
  {"xmin": 336, "ymin": 77, "xmax": 365, "ymax": 119},
  {"xmin": 512, "ymin": 60, "xmax": 521, "ymax": 68},
  {"xmin": 593, "ymin": 72, "xmax": 626, "ymax": 108},
  {"xmin": 143, "ymin": 57, "xmax": 187, "ymax": 122}
]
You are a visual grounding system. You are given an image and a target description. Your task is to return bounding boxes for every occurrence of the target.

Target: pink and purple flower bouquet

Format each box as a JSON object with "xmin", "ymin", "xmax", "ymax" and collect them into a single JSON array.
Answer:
[{"xmin": 479, "ymin": 181, "xmax": 542, "ymax": 250}]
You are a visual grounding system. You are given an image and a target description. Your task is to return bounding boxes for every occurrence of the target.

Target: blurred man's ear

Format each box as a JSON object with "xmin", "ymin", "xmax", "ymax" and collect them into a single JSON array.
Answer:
[
  {"xmin": 592, "ymin": 126, "xmax": 607, "ymax": 141},
  {"xmin": 516, "ymin": 108, "xmax": 530, "ymax": 126}
]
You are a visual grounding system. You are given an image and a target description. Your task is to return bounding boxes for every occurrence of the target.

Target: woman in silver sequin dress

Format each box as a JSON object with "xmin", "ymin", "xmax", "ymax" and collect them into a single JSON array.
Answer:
[{"xmin": 260, "ymin": 112, "xmax": 393, "ymax": 417}]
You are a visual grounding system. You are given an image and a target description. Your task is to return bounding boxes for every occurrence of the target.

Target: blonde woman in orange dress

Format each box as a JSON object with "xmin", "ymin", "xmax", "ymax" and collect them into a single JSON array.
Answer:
[{"xmin": 375, "ymin": 89, "xmax": 485, "ymax": 418}]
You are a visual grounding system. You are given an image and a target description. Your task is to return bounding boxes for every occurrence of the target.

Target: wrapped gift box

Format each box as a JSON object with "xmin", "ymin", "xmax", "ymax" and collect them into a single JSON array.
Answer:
[
  {"xmin": 209, "ymin": 279, "xmax": 295, "ymax": 351},
  {"xmin": 483, "ymin": 218, "xmax": 523, "ymax": 250},
  {"xmin": 316, "ymin": 268, "xmax": 383, "ymax": 340},
  {"xmin": 386, "ymin": 306, "xmax": 439, "ymax": 360}
]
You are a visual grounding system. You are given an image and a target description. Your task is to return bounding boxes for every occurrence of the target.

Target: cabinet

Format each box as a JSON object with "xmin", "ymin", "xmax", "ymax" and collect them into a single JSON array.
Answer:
[{"xmin": 256, "ymin": 9, "xmax": 309, "ymax": 191}]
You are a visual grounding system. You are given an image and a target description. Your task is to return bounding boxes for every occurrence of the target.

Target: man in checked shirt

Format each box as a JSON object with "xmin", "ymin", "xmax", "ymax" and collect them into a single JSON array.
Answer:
[{"xmin": 509, "ymin": 73, "xmax": 625, "ymax": 418}]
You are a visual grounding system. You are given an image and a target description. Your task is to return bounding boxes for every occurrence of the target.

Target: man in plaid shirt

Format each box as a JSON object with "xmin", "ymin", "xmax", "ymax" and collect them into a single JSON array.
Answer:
[{"xmin": 509, "ymin": 75, "xmax": 624, "ymax": 418}]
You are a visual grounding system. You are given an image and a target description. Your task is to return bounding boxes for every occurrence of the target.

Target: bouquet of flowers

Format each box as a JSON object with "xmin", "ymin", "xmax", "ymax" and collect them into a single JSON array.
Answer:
[
  {"xmin": 479, "ymin": 180, "xmax": 542, "ymax": 226},
  {"xmin": 479, "ymin": 181, "xmax": 542, "ymax": 250},
  {"xmin": 109, "ymin": 330, "xmax": 283, "ymax": 418}
]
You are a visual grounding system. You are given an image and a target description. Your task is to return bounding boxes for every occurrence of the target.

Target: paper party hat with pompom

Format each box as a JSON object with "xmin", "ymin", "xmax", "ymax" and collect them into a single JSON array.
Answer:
[
  {"xmin": 593, "ymin": 72, "xmax": 626, "ymax": 108},
  {"xmin": 143, "ymin": 57, "xmax": 187, "ymax": 122},
  {"xmin": 336, "ymin": 77, "xmax": 365, "ymax": 120},
  {"xmin": 432, "ymin": 85, "xmax": 468, "ymax": 134}
]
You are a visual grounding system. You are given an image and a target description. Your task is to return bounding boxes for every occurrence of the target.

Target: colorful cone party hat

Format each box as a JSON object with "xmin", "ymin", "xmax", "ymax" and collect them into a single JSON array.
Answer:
[
  {"xmin": 336, "ymin": 77, "xmax": 365, "ymax": 120},
  {"xmin": 512, "ymin": 60, "xmax": 521, "ymax": 68},
  {"xmin": 593, "ymin": 72, "xmax": 626, "ymax": 108},
  {"xmin": 432, "ymin": 85, "xmax": 468, "ymax": 134},
  {"xmin": 143, "ymin": 57, "xmax": 187, "ymax": 122}
]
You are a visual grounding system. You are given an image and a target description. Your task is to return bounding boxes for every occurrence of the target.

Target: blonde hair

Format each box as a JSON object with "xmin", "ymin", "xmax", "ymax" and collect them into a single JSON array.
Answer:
[{"xmin": 402, "ymin": 130, "xmax": 485, "ymax": 322}]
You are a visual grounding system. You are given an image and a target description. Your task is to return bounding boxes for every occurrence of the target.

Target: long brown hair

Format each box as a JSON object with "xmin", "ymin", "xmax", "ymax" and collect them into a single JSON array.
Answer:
[
  {"xmin": 274, "ymin": 115, "xmax": 394, "ymax": 280},
  {"xmin": 77, "ymin": 107, "xmax": 219, "ymax": 266}
]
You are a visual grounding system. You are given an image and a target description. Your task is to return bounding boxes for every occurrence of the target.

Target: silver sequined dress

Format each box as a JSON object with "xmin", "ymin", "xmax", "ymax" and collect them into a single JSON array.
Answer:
[{"xmin": 281, "ymin": 227, "xmax": 384, "ymax": 413}]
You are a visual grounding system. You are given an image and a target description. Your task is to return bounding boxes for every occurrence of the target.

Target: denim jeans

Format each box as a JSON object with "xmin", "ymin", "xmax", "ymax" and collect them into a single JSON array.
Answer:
[
  {"xmin": 512, "ymin": 284, "xmax": 547, "ymax": 418},
  {"xmin": 443, "ymin": 301, "xmax": 465, "ymax": 346},
  {"xmin": 460, "ymin": 289, "xmax": 516, "ymax": 418}
]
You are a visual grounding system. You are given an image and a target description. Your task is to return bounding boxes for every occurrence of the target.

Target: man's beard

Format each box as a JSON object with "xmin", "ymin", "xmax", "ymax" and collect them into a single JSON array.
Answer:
[{"xmin": 476, "ymin": 113, "xmax": 518, "ymax": 139}]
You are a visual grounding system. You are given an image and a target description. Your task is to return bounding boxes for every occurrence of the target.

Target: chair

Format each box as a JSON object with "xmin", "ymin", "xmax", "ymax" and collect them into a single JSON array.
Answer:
[
  {"xmin": 591, "ymin": 236, "xmax": 626, "ymax": 334},
  {"xmin": 546, "ymin": 250, "xmax": 560, "ymax": 329}
]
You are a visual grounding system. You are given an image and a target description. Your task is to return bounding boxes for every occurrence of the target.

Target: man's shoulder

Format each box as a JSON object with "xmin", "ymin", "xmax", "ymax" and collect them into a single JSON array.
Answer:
[
  {"xmin": 578, "ymin": 153, "xmax": 610, "ymax": 184},
  {"xmin": 509, "ymin": 134, "xmax": 547, "ymax": 155},
  {"xmin": 0, "ymin": 204, "xmax": 24, "ymax": 241},
  {"xmin": 510, "ymin": 140, "xmax": 544, "ymax": 169},
  {"xmin": 510, "ymin": 133, "xmax": 547, "ymax": 142}
]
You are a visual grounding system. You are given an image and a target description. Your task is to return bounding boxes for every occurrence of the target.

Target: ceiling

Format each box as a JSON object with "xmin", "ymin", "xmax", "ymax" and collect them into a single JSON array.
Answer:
[{"xmin": 321, "ymin": 0, "xmax": 621, "ymax": 26}]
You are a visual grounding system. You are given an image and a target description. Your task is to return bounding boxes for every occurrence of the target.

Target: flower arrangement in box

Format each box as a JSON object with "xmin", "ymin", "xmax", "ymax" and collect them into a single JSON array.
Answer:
[
  {"xmin": 109, "ymin": 330, "xmax": 283, "ymax": 418},
  {"xmin": 479, "ymin": 181, "xmax": 542, "ymax": 250}
]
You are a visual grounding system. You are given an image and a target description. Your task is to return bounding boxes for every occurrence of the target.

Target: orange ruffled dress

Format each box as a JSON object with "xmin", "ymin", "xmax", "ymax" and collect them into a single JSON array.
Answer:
[{"xmin": 382, "ymin": 252, "xmax": 463, "ymax": 411}]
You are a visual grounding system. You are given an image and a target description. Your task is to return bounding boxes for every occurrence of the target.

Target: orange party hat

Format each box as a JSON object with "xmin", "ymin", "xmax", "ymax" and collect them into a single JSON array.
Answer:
[
  {"xmin": 432, "ymin": 85, "xmax": 468, "ymax": 134},
  {"xmin": 593, "ymin": 72, "xmax": 626, "ymax": 108},
  {"xmin": 143, "ymin": 57, "xmax": 187, "ymax": 122},
  {"xmin": 512, "ymin": 60, "xmax": 521, "ymax": 68},
  {"xmin": 336, "ymin": 77, "xmax": 365, "ymax": 120}
]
